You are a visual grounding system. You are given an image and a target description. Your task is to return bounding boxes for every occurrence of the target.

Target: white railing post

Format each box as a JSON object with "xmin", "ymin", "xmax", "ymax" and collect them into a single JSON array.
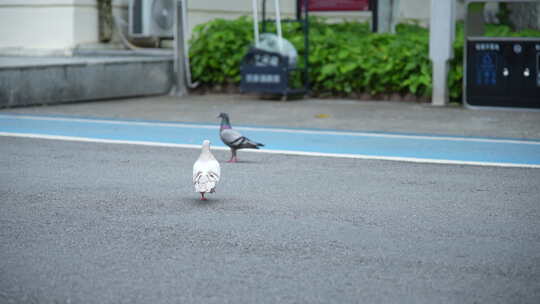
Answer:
[{"xmin": 274, "ymin": 0, "xmax": 283, "ymax": 53}]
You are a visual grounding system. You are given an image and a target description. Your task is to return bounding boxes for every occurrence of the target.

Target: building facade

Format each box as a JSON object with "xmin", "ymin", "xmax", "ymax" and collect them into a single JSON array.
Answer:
[{"xmin": 0, "ymin": 0, "xmax": 462, "ymax": 54}]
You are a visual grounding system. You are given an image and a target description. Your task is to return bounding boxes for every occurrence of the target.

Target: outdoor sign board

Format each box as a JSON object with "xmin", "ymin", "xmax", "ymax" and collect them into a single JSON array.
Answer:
[
  {"xmin": 301, "ymin": 0, "xmax": 370, "ymax": 11},
  {"xmin": 240, "ymin": 48, "xmax": 291, "ymax": 95}
]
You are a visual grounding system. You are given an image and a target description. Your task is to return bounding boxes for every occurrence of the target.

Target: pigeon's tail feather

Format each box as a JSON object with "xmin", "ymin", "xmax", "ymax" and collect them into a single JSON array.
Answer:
[
  {"xmin": 193, "ymin": 172, "xmax": 219, "ymax": 193},
  {"xmin": 236, "ymin": 137, "xmax": 264, "ymax": 149},
  {"xmin": 252, "ymin": 141, "xmax": 264, "ymax": 148},
  {"xmin": 249, "ymin": 142, "xmax": 263, "ymax": 149}
]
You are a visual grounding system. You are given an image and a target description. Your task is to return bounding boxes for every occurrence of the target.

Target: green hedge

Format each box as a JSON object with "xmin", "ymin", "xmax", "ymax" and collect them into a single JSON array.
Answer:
[{"xmin": 189, "ymin": 17, "xmax": 540, "ymax": 101}]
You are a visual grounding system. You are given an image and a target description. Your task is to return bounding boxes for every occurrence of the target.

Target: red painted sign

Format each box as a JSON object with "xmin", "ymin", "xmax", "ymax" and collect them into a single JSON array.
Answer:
[{"xmin": 302, "ymin": 0, "xmax": 370, "ymax": 11}]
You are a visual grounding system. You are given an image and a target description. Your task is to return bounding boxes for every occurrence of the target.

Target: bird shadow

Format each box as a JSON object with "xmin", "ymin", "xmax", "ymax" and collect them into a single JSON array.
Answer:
[
  {"xmin": 185, "ymin": 196, "xmax": 223, "ymax": 207},
  {"xmin": 221, "ymin": 159, "xmax": 258, "ymax": 164}
]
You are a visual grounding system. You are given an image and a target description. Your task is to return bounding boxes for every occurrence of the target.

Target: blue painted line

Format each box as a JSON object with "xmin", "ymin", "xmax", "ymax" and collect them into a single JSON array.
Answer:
[
  {"xmin": 0, "ymin": 113, "xmax": 539, "ymax": 167},
  {"xmin": 4, "ymin": 111, "xmax": 539, "ymax": 142}
]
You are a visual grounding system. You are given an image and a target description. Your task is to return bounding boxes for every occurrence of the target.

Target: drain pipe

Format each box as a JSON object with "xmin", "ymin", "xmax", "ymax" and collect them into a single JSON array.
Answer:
[
  {"xmin": 172, "ymin": 0, "xmax": 200, "ymax": 96},
  {"xmin": 173, "ymin": 0, "xmax": 188, "ymax": 96},
  {"xmin": 113, "ymin": 15, "xmax": 173, "ymax": 56},
  {"xmin": 180, "ymin": 0, "xmax": 199, "ymax": 89}
]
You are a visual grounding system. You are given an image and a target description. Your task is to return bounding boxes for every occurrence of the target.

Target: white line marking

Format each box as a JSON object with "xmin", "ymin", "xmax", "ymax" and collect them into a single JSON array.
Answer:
[
  {"xmin": 2, "ymin": 132, "xmax": 539, "ymax": 169},
  {"xmin": 1, "ymin": 114, "xmax": 539, "ymax": 145}
]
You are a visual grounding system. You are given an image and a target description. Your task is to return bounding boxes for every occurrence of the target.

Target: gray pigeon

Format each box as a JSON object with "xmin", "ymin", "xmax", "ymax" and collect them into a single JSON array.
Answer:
[{"xmin": 217, "ymin": 113, "xmax": 264, "ymax": 163}]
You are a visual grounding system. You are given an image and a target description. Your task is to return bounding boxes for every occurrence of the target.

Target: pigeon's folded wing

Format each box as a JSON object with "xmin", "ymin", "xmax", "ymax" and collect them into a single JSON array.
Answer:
[
  {"xmin": 206, "ymin": 159, "xmax": 221, "ymax": 182},
  {"xmin": 193, "ymin": 159, "xmax": 220, "ymax": 192},
  {"xmin": 220, "ymin": 129, "xmax": 244, "ymax": 146},
  {"xmin": 193, "ymin": 159, "xmax": 220, "ymax": 183}
]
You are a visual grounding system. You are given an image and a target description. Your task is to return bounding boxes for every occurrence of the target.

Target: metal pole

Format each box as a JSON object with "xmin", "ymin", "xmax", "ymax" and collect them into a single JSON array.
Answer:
[
  {"xmin": 304, "ymin": 0, "xmax": 309, "ymax": 92},
  {"xmin": 262, "ymin": 0, "xmax": 267, "ymax": 33},
  {"xmin": 370, "ymin": 0, "xmax": 378, "ymax": 32},
  {"xmin": 173, "ymin": 0, "xmax": 187, "ymax": 96},
  {"xmin": 274, "ymin": 0, "xmax": 283, "ymax": 53},
  {"xmin": 252, "ymin": 0, "xmax": 260, "ymax": 47}
]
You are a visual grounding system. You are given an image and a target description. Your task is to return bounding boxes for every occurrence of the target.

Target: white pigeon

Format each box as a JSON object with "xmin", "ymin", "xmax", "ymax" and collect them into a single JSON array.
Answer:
[{"xmin": 192, "ymin": 140, "xmax": 221, "ymax": 200}]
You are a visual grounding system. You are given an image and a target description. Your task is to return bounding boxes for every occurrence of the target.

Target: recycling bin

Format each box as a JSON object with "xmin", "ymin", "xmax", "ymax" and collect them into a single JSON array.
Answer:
[{"xmin": 465, "ymin": 37, "xmax": 540, "ymax": 109}]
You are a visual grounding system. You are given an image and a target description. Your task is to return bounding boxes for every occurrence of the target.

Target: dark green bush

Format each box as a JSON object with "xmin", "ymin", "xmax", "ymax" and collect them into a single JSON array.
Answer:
[
  {"xmin": 189, "ymin": 17, "xmax": 253, "ymax": 84},
  {"xmin": 189, "ymin": 17, "xmax": 540, "ymax": 101}
]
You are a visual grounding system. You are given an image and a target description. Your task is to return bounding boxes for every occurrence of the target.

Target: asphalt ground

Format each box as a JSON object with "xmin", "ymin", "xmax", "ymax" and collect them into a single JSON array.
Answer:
[
  {"xmin": 1, "ymin": 94, "xmax": 540, "ymax": 303},
  {"xmin": 1, "ymin": 136, "xmax": 540, "ymax": 304}
]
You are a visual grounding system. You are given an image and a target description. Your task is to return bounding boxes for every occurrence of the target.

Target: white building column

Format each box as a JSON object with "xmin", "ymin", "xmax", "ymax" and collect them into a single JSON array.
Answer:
[{"xmin": 429, "ymin": 0, "xmax": 455, "ymax": 106}]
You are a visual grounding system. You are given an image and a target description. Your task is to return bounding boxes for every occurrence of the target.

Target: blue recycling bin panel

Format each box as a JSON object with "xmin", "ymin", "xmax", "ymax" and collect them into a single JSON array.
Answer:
[{"xmin": 465, "ymin": 37, "xmax": 540, "ymax": 109}]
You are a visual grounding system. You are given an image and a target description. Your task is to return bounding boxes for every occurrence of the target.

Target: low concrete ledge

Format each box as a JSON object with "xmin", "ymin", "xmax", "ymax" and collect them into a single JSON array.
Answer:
[{"xmin": 0, "ymin": 55, "xmax": 174, "ymax": 108}]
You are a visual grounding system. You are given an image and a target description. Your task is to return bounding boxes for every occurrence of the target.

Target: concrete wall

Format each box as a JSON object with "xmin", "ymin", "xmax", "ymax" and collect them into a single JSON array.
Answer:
[
  {"xmin": 399, "ymin": 0, "xmax": 432, "ymax": 25},
  {"xmin": 0, "ymin": 0, "xmax": 99, "ymax": 53}
]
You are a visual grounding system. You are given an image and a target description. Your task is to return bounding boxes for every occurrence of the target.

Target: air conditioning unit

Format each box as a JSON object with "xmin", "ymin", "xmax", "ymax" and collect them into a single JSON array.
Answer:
[{"xmin": 129, "ymin": 0, "xmax": 175, "ymax": 38}]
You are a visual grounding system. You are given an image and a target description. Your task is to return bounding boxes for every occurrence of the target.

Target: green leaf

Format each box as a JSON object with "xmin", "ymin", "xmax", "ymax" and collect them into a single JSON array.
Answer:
[
  {"xmin": 337, "ymin": 49, "xmax": 349, "ymax": 60},
  {"xmin": 340, "ymin": 62, "xmax": 358, "ymax": 74},
  {"xmin": 321, "ymin": 64, "xmax": 337, "ymax": 76}
]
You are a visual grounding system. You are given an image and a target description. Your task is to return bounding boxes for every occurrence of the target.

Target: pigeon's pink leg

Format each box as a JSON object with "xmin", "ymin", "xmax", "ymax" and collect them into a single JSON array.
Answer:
[
  {"xmin": 200, "ymin": 193, "xmax": 207, "ymax": 200},
  {"xmin": 227, "ymin": 150, "xmax": 237, "ymax": 163}
]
